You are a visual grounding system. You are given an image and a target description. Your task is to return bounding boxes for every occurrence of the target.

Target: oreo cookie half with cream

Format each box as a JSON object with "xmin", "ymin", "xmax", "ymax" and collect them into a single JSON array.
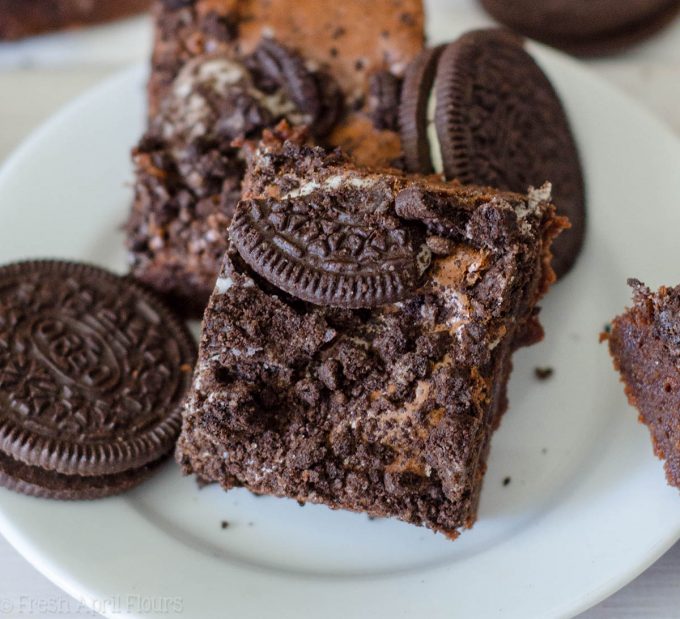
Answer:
[{"xmin": 399, "ymin": 29, "xmax": 585, "ymax": 279}]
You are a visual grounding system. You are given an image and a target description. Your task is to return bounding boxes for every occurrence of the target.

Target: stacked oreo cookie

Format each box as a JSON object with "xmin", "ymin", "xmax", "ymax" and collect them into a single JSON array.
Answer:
[{"xmin": 0, "ymin": 261, "xmax": 195, "ymax": 499}]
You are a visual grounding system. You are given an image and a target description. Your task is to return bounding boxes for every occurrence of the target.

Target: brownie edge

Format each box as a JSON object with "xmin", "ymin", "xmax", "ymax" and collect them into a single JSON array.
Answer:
[{"xmin": 607, "ymin": 279, "xmax": 680, "ymax": 489}]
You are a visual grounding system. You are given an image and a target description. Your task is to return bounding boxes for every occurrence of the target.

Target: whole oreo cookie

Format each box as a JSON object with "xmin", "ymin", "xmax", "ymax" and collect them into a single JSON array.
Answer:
[
  {"xmin": 400, "ymin": 29, "xmax": 585, "ymax": 278},
  {"xmin": 0, "ymin": 261, "xmax": 196, "ymax": 499},
  {"xmin": 230, "ymin": 195, "xmax": 431, "ymax": 308},
  {"xmin": 479, "ymin": 0, "xmax": 680, "ymax": 55}
]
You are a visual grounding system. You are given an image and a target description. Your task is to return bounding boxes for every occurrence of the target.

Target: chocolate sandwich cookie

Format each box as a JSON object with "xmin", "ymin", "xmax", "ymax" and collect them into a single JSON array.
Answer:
[
  {"xmin": 479, "ymin": 0, "xmax": 680, "ymax": 56},
  {"xmin": 400, "ymin": 29, "xmax": 585, "ymax": 278},
  {"xmin": 399, "ymin": 45, "xmax": 444, "ymax": 174},
  {"xmin": 230, "ymin": 194, "xmax": 431, "ymax": 309},
  {"xmin": 0, "ymin": 261, "xmax": 196, "ymax": 499}
]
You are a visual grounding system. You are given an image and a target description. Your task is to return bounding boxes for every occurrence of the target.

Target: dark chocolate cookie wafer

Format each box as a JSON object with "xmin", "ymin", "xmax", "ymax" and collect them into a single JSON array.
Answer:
[
  {"xmin": 0, "ymin": 261, "xmax": 196, "ymax": 484},
  {"xmin": 425, "ymin": 29, "xmax": 584, "ymax": 278},
  {"xmin": 399, "ymin": 45, "xmax": 444, "ymax": 174},
  {"xmin": 230, "ymin": 195, "xmax": 431, "ymax": 308},
  {"xmin": 0, "ymin": 450, "xmax": 166, "ymax": 500},
  {"xmin": 252, "ymin": 39, "xmax": 343, "ymax": 136},
  {"xmin": 479, "ymin": 0, "xmax": 680, "ymax": 56}
]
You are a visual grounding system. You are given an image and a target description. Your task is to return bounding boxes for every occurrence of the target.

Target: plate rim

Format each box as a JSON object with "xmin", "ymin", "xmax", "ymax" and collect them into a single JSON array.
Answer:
[{"xmin": 0, "ymin": 46, "xmax": 679, "ymax": 619}]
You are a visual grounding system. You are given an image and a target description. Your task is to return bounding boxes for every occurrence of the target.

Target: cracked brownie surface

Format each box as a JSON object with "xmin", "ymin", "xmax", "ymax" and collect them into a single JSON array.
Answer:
[{"xmin": 176, "ymin": 129, "xmax": 564, "ymax": 538}]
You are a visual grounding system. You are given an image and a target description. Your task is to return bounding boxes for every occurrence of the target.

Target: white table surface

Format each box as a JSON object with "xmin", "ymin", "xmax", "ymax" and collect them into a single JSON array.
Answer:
[{"xmin": 0, "ymin": 5, "xmax": 679, "ymax": 618}]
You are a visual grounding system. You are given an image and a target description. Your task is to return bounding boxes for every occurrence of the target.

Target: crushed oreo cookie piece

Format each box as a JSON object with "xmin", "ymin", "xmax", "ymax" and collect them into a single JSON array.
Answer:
[{"xmin": 369, "ymin": 71, "xmax": 402, "ymax": 131}]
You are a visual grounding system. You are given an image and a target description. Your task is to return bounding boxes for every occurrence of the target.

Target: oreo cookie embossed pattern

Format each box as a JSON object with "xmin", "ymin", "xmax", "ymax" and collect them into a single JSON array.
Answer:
[{"xmin": 0, "ymin": 261, "xmax": 196, "ymax": 499}]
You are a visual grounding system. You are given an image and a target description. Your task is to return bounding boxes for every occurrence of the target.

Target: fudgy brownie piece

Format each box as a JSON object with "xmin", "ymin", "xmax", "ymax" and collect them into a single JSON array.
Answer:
[
  {"xmin": 607, "ymin": 280, "xmax": 680, "ymax": 489},
  {"xmin": 127, "ymin": 0, "xmax": 424, "ymax": 315},
  {"xmin": 0, "ymin": 0, "xmax": 151, "ymax": 40},
  {"xmin": 176, "ymin": 129, "xmax": 564, "ymax": 538},
  {"xmin": 147, "ymin": 0, "xmax": 424, "ymax": 120}
]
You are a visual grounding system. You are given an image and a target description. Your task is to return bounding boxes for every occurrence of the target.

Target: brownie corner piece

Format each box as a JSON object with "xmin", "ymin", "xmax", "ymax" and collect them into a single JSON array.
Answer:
[
  {"xmin": 176, "ymin": 132, "xmax": 563, "ymax": 538},
  {"xmin": 607, "ymin": 280, "xmax": 680, "ymax": 489}
]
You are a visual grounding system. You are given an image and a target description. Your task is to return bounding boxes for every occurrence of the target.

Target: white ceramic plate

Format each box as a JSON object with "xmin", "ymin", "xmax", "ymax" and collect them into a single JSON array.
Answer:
[{"xmin": 1, "ymin": 20, "xmax": 680, "ymax": 619}]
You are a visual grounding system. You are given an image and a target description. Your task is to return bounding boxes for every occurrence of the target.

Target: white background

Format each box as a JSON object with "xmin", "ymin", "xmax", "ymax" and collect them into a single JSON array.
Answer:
[{"xmin": 0, "ymin": 3, "xmax": 678, "ymax": 617}]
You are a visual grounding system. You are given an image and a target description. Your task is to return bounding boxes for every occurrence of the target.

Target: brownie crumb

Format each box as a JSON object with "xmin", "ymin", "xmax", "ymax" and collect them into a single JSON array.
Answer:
[
  {"xmin": 534, "ymin": 366, "xmax": 554, "ymax": 380},
  {"xmin": 220, "ymin": 520, "xmax": 230, "ymax": 529},
  {"xmin": 502, "ymin": 476, "xmax": 511, "ymax": 487},
  {"xmin": 603, "ymin": 322, "xmax": 612, "ymax": 334}
]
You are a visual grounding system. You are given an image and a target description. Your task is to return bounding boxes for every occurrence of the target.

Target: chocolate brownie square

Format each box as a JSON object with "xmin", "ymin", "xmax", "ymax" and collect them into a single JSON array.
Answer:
[
  {"xmin": 0, "ymin": 0, "xmax": 151, "ymax": 40},
  {"xmin": 175, "ymin": 129, "xmax": 564, "ymax": 538},
  {"xmin": 607, "ymin": 280, "xmax": 680, "ymax": 489},
  {"xmin": 126, "ymin": 0, "xmax": 424, "ymax": 315}
]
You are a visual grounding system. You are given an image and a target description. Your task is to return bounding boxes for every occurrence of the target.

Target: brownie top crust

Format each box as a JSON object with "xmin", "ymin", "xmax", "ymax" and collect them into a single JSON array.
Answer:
[
  {"xmin": 177, "ymin": 127, "xmax": 564, "ymax": 536},
  {"xmin": 153, "ymin": 0, "xmax": 424, "ymax": 111},
  {"xmin": 630, "ymin": 280, "xmax": 680, "ymax": 357},
  {"xmin": 149, "ymin": 0, "xmax": 425, "ymax": 167}
]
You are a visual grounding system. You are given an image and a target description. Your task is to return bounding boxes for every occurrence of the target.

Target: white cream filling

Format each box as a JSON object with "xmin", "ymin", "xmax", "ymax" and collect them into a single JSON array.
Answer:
[
  {"xmin": 426, "ymin": 85, "xmax": 444, "ymax": 176},
  {"xmin": 196, "ymin": 57, "xmax": 246, "ymax": 89},
  {"xmin": 165, "ymin": 55, "xmax": 306, "ymax": 144},
  {"xmin": 214, "ymin": 276, "xmax": 234, "ymax": 295},
  {"xmin": 282, "ymin": 173, "xmax": 383, "ymax": 199},
  {"xmin": 416, "ymin": 243, "xmax": 432, "ymax": 275},
  {"xmin": 527, "ymin": 182, "xmax": 553, "ymax": 210}
]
